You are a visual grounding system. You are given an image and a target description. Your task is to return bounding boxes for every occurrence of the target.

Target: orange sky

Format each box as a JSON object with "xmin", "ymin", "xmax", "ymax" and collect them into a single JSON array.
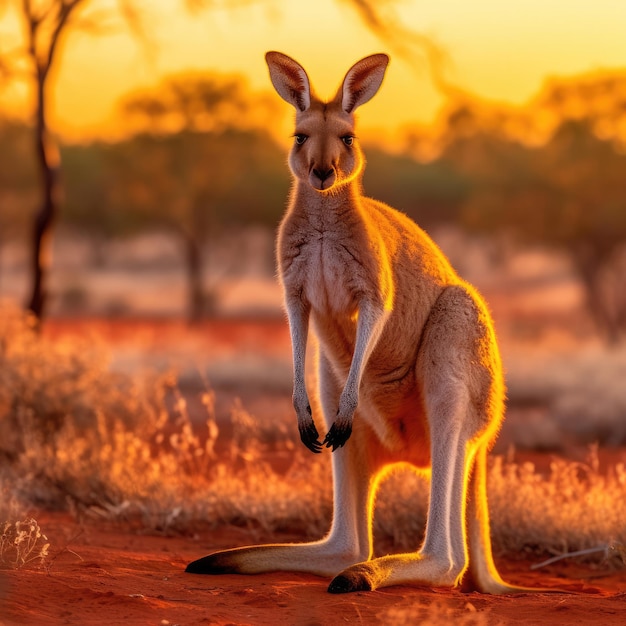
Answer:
[{"xmin": 1, "ymin": 0, "xmax": 626, "ymax": 144}]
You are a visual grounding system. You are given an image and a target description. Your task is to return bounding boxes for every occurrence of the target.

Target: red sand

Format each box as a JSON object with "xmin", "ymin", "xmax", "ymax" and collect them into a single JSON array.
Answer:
[{"xmin": 1, "ymin": 513, "xmax": 624, "ymax": 626}]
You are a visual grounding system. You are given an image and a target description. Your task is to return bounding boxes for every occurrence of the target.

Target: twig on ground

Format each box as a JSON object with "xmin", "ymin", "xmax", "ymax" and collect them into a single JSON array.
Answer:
[{"xmin": 531, "ymin": 543, "xmax": 624, "ymax": 570}]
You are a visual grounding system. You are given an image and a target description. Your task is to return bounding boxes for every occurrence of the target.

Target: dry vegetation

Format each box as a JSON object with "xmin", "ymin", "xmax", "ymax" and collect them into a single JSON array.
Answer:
[{"xmin": 0, "ymin": 304, "xmax": 624, "ymax": 573}]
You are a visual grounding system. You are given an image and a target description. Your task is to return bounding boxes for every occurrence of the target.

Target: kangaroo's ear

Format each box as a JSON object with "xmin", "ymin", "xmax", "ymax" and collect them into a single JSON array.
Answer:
[
  {"xmin": 265, "ymin": 51, "xmax": 311, "ymax": 112},
  {"xmin": 340, "ymin": 53, "xmax": 389, "ymax": 114}
]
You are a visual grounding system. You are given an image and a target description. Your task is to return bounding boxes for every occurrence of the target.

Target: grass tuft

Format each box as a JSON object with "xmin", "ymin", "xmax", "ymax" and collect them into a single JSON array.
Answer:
[{"xmin": 0, "ymin": 516, "xmax": 49, "ymax": 570}]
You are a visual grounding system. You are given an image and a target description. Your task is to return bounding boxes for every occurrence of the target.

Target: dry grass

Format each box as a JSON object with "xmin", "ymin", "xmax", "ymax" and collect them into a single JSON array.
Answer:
[
  {"xmin": 0, "ymin": 477, "xmax": 49, "ymax": 570},
  {"xmin": 0, "ymin": 304, "xmax": 624, "ymax": 569},
  {"xmin": 489, "ymin": 452, "xmax": 626, "ymax": 561}
]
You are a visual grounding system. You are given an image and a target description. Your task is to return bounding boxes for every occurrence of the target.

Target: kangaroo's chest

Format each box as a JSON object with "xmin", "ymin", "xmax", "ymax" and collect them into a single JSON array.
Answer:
[{"xmin": 282, "ymin": 231, "xmax": 367, "ymax": 316}]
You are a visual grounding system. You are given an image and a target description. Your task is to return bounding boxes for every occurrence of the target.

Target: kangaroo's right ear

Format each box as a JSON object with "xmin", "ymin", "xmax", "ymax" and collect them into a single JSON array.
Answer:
[
  {"xmin": 265, "ymin": 51, "xmax": 311, "ymax": 112},
  {"xmin": 340, "ymin": 53, "xmax": 389, "ymax": 114}
]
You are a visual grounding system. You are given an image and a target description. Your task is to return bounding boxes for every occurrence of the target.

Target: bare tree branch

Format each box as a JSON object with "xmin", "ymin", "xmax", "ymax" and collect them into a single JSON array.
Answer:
[
  {"xmin": 22, "ymin": 0, "xmax": 37, "ymax": 66},
  {"xmin": 4, "ymin": 0, "xmax": 174, "ymax": 318},
  {"xmin": 339, "ymin": 0, "xmax": 467, "ymax": 100},
  {"xmin": 44, "ymin": 1, "xmax": 83, "ymax": 76},
  {"xmin": 116, "ymin": 0, "xmax": 153, "ymax": 53}
]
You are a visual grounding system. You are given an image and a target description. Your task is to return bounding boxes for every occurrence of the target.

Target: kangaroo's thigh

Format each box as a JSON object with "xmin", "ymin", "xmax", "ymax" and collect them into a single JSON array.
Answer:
[{"xmin": 417, "ymin": 284, "xmax": 504, "ymax": 441}]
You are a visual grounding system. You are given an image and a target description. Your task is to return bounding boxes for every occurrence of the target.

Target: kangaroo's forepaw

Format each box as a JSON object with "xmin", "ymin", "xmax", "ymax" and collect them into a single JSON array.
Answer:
[
  {"xmin": 323, "ymin": 419, "xmax": 352, "ymax": 451},
  {"xmin": 298, "ymin": 417, "xmax": 322, "ymax": 453},
  {"xmin": 328, "ymin": 569, "xmax": 373, "ymax": 593},
  {"xmin": 185, "ymin": 552, "xmax": 238, "ymax": 575}
]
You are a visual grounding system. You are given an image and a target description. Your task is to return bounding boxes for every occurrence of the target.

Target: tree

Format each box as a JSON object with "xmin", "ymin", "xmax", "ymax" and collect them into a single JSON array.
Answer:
[
  {"xmin": 534, "ymin": 119, "xmax": 626, "ymax": 342},
  {"xmin": 113, "ymin": 73, "xmax": 285, "ymax": 319},
  {"xmin": 533, "ymin": 71, "xmax": 626, "ymax": 146},
  {"xmin": 11, "ymin": 1, "xmax": 85, "ymax": 318}
]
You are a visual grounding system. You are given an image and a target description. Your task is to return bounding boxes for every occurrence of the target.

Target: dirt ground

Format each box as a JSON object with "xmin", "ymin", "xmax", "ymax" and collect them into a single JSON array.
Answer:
[{"xmin": 1, "ymin": 511, "xmax": 624, "ymax": 626}]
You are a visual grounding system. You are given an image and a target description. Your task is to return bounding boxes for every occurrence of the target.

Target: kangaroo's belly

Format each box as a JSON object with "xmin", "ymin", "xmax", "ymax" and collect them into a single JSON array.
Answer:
[
  {"xmin": 360, "ymin": 375, "xmax": 432, "ymax": 467},
  {"xmin": 314, "ymin": 318, "xmax": 431, "ymax": 466}
]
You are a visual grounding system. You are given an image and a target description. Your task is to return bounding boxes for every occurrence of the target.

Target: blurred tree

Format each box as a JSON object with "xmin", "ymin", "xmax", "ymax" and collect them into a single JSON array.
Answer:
[
  {"xmin": 187, "ymin": 0, "xmax": 450, "ymax": 90},
  {"xmin": 439, "ymin": 96, "xmax": 626, "ymax": 343},
  {"xmin": 0, "ymin": 118, "xmax": 37, "ymax": 227},
  {"xmin": 534, "ymin": 71, "xmax": 626, "ymax": 146},
  {"xmin": 533, "ymin": 119, "xmax": 626, "ymax": 342},
  {"xmin": 111, "ymin": 74, "xmax": 285, "ymax": 319},
  {"xmin": 122, "ymin": 73, "xmax": 267, "ymax": 134},
  {"xmin": 4, "ymin": 0, "xmax": 86, "ymax": 319}
]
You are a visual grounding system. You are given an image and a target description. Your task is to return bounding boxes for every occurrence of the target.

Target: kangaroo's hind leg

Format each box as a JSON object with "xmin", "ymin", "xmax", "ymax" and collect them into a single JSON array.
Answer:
[
  {"xmin": 329, "ymin": 385, "xmax": 477, "ymax": 592},
  {"xmin": 186, "ymin": 350, "xmax": 383, "ymax": 577},
  {"xmin": 328, "ymin": 285, "xmax": 504, "ymax": 592}
]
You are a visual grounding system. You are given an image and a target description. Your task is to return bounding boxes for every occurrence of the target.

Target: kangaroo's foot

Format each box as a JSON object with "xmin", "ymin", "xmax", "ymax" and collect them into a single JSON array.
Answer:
[
  {"xmin": 328, "ymin": 562, "xmax": 376, "ymax": 593},
  {"xmin": 186, "ymin": 541, "xmax": 368, "ymax": 578},
  {"xmin": 328, "ymin": 552, "xmax": 464, "ymax": 593}
]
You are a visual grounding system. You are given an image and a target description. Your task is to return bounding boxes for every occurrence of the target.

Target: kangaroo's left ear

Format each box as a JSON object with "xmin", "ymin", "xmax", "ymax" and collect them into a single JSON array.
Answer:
[
  {"xmin": 339, "ymin": 53, "xmax": 389, "ymax": 114},
  {"xmin": 265, "ymin": 51, "xmax": 312, "ymax": 112}
]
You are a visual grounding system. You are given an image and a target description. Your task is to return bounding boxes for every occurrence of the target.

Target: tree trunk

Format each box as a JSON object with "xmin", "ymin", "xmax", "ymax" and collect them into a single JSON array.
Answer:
[
  {"xmin": 183, "ymin": 230, "xmax": 205, "ymax": 322},
  {"xmin": 28, "ymin": 77, "xmax": 61, "ymax": 320},
  {"xmin": 575, "ymin": 252, "xmax": 621, "ymax": 345}
]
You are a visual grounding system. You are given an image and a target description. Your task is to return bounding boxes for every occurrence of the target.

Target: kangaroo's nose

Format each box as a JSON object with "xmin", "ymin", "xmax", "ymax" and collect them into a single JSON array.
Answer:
[{"xmin": 313, "ymin": 167, "xmax": 334, "ymax": 182}]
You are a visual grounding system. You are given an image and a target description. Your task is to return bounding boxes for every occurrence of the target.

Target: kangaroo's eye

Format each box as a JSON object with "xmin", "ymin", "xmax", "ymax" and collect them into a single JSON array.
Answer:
[
  {"xmin": 294, "ymin": 134, "xmax": 308, "ymax": 145},
  {"xmin": 341, "ymin": 135, "xmax": 354, "ymax": 147}
]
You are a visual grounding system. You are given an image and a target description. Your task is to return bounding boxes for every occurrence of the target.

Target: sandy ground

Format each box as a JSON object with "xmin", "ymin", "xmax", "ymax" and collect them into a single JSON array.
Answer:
[{"xmin": 1, "ymin": 512, "xmax": 624, "ymax": 626}]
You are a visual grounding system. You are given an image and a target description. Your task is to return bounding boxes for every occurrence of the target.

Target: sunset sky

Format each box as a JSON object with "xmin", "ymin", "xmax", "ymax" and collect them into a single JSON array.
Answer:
[{"xmin": 1, "ymin": 0, "xmax": 626, "ymax": 143}]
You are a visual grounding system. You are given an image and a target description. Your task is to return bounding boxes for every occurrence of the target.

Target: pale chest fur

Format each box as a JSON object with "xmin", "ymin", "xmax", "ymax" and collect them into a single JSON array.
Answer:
[
  {"xmin": 280, "ymin": 232, "xmax": 365, "ymax": 316},
  {"xmin": 277, "ymin": 200, "xmax": 384, "ymax": 320}
]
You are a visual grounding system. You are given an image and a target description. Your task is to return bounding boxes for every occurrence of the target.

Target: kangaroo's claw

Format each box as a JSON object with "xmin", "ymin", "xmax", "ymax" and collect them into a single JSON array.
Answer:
[
  {"xmin": 186, "ymin": 552, "xmax": 237, "ymax": 575},
  {"xmin": 323, "ymin": 420, "xmax": 352, "ymax": 451},
  {"xmin": 299, "ymin": 419, "xmax": 322, "ymax": 453},
  {"xmin": 328, "ymin": 569, "xmax": 373, "ymax": 593}
]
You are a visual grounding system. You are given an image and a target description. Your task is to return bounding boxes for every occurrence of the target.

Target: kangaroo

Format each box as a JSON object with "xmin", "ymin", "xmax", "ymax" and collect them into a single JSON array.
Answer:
[{"xmin": 186, "ymin": 51, "xmax": 525, "ymax": 594}]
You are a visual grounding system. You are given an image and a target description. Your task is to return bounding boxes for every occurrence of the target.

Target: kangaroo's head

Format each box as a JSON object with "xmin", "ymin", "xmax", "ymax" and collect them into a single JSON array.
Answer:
[{"xmin": 265, "ymin": 51, "xmax": 389, "ymax": 193}]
